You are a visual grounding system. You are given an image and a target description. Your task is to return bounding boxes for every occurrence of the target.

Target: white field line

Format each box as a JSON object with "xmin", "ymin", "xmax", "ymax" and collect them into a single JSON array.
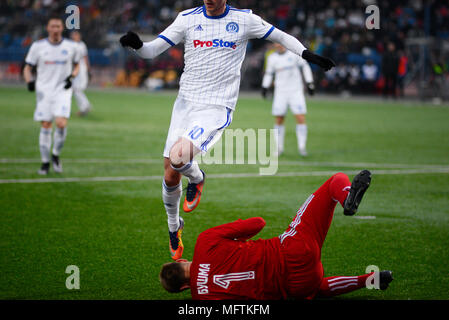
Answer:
[
  {"xmin": 0, "ymin": 168, "xmax": 448, "ymax": 184},
  {"xmin": 0, "ymin": 158, "xmax": 448, "ymax": 169}
]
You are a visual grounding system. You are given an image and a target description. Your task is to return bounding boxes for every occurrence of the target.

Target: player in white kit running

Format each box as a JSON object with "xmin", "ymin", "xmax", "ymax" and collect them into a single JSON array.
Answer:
[
  {"xmin": 120, "ymin": 0, "xmax": 335, "ymax": 260},
  {"xmin": 70, "ymin": 31, "xmax": 92, "ymax": 117},
  {"xmin": 262, "ymin": 43, "xmax": 315, "ymax": 156},
  {"xmin": 23, "ymin": 17, "xmax": 81, "ymax": 175}
]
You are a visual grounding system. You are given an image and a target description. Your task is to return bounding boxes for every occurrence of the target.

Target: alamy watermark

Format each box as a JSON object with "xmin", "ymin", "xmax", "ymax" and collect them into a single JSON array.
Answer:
[
  {"xmin": 65, "ymin": 5, "xmax": 80, "ymax": 30},
  {"xmin": 65, "ymin": 265, "xmax": 80, "ymax": 290},
  {"xmin": 365, "ymin": 265, "xmax": 380, "ymax": 289},
  {"xmin": 173, "ymin": 128, "xmax": 279, "ymax": 176},
  {"xmin": 365, "ymin": 5, "xmax": 380, "ymax": 30}
]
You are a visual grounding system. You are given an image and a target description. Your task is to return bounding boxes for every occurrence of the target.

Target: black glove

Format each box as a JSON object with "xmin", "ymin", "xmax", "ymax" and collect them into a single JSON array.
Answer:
[
  {"xmin": 302, "ymin": 50, "xmax": 336, "ymax": 71},
  {"xmin": 261, "ymin": 87, "xmax": 268, "ymax": 99},
  {"xmin": 64, "ymin": 75, "xmax": 73, "ymax": 89},
  {"xmin": 306, "ymin": 83, "xmax": 315, "ymax": 96},
  {"xmin": 27, "ymin": 81, "xmax": 35, "ymax": 92},
  {"xmin": 120, "ymin": 31, "xmax": 143, "ymax": 50}
]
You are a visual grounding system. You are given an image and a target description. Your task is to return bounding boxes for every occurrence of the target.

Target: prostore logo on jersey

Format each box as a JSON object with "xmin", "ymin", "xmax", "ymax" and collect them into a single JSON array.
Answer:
[
  {"xmin": 193, "ymin": 39, "xmax": 237, "ymax": 49},
  {"xmin": 44, "ymin": 60, "xmax": 68, "ymax": 65}
]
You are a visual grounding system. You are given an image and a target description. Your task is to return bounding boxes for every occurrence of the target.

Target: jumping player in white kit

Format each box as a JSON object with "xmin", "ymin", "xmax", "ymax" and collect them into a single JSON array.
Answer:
[
  {"xmin": 120, "ymin": 0, "xmax": 335, "ymax": 260},
  {"xmin": 70, "ymin": 31, "xmax": 92, "ymax": 117},
  {"xmin": 23, "ymin": 16, "xmax": 81, "ymax": 175},
  {"xmin": 262, "ymin": 43, "xmax": 315, "ymax": 156}
]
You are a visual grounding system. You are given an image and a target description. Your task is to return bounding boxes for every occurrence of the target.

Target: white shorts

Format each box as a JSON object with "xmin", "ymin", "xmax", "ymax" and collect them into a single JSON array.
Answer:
[
  {"xmin": 272, "ymin": 91, "xmax": 307, "ymax": 116},
  {"xmin": 34, "ymin": 89, "xmax": 72, "ymax": 122},
  {"xmin": 163, "ymin": 97, "xmax": 233, "ymax": 158}
]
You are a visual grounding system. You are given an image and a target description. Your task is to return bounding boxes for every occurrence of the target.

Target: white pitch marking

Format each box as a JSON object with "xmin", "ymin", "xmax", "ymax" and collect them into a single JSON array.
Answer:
[
  {"xmin": 1, "ymin": 158, "xmax": 448, "ymax": 169},
  {"xmin": 0, "ymin": 168, "xmax": 448, "ymax": 184},
  {"xmin": 353, "ymin": 216, "xmax": 377, "ymax": 220}
]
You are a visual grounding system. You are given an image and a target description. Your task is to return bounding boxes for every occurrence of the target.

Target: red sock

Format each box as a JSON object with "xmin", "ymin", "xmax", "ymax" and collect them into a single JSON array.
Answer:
[
  {"xmin": 318, "ymin": 273, "xmax": 373, "ymax": 297},
  {"xmin": 328, "ymin": 173, "xmax": 351, "ymax": 207}
]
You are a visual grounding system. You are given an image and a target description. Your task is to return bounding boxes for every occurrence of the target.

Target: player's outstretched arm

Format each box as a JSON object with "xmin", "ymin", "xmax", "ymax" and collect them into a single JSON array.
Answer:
[
  {"xmin": 201, "ymin": 217, "xmax": 266, "ymax": 241},
  {"xmin": 268, "ymin": 28, "xmax": 335, "ymax": 71},
  {"xmin": 120, "ymin": 31, "xmax": 171, "ymax": 59}
]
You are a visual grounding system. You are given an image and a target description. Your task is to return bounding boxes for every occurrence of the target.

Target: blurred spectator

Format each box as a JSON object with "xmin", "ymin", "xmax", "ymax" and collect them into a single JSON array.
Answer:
[
  {"xmin": 361, "ymin": 59, "xmax": 378, "ymax": 93},
  {"xmin": 397, "ymin": 50, "xmax": 408, "ymax": 97},
  {"xmin": 382, "ymin": 42, "xmax": 399, "ymax": 98}
]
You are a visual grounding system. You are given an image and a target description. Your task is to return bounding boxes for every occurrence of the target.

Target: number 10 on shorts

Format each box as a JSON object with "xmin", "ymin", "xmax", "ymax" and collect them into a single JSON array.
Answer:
[{"xmin": 188, "ymin": 125, "xmax": 204, "ymax": 140}]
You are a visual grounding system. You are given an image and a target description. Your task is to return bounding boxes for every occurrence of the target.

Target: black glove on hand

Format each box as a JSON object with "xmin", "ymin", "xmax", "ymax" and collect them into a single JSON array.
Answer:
[
  {"xmin": 261, "ymin": 87, "xmax": 268, "ymax": 99},
  {"xmin": 120, "ymin": 31, "xmax": 143, "ymax": 50},
  {"xmin": 27, "ymin": 81, "xmax": 35, "ymax": 92},
  {"xmin": 302, "ymin": 50, "xmax": 336, "ymax": 71},
  {"xmin": 306, "ymin": 83, "xmax": 315, "ymax": 96},
  {"xmin": 64, "ymin": 75, "xmax": 73, "ymax": 89}
]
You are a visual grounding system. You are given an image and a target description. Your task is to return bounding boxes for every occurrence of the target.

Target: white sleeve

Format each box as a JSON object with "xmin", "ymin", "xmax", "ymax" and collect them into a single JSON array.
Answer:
[
  {"xmin": 262, "ymin": 55, "xmax": 275, "ymax": 88},
  {"xmin": 298, "ymin": 57, "xmax": 314, "ymax": 83},
  {"xmin": 158, "ymin": 13, "xmax": 186, "ymax": 46},
  {"xmin": 136, "ymin": 37, "xmax": 172, "ymax": 59},
  {"xmin": 267, "ymin": 28, "xmax": 307, "ymax": 57},
  {"xmin": 73, "ymin": 44, "xmax": 82, "ymax": 64},
  {"xmin": 25, "ymin": 42, "xmax": 39, "ymax": 66},
  {"xmin": 81, "ymin": 42, "xmax": 88, "ymax": 57},
  {"xmin": 246, "ymin": 12, "xmax": 275, "ymax": 40}
]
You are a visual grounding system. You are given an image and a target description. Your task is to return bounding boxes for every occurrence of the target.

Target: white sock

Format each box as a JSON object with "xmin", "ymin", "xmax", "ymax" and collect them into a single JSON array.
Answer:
[
  {"xmin": 171, "ymin": 160, "xmax": 203, "ymax": 184},
  {"xmin": 52, "ymin": 127, "xmax": 67, "ymax": 156},
  {"xmin": 296, "ymin": 124, "xmax": 307, "ymax": 152},
  {"xmin": 274, "ymin": 124, "xmax": 285, "ymax": 154},
  {"xmin": 162, "ymin": 180, "xmax": 182, "ymax": 232},
  {"xmin": 39, "ymin": 127, "xmax": 52, "ymax": 163}
]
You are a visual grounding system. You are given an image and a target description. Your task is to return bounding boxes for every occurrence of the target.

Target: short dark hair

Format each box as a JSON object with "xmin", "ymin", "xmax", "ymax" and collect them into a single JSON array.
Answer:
[
  {"xmin": 159, "ymin": 262, "xmax": 187, "ymax": 293},
  {"xmin": 47, "ymin": 14, "xmax": 64, "ymax": 25}
]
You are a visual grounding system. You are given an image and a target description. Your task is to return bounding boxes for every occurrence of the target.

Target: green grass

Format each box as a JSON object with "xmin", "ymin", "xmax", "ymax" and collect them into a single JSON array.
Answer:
[{"xmin": 0, "ymin": 86, "xmax": 448, "ymax": 300}]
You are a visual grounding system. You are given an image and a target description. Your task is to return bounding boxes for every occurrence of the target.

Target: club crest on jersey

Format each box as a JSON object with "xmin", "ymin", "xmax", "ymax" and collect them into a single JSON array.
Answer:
[
  {"xmin": 193, "ymin": 39, "xmax": 237, "ymax": 50},
  {"xmin": 61, "ymin": 49, "xmax": 68, "ymax": 55},
  {"xmin": 226, "ymin": 22, "xmax": 239, "ymax": 33}
]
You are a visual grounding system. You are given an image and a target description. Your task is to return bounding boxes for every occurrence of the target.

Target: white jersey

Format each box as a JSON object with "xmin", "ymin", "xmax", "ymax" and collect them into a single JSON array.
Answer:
[
  {"xmin": 263, "ymin": 50, "xmax": 313, "ymax": 94},
  {"xmin": 25, "ymin": 38, "xmax": 81, "ymax": 93},
  {"xmin": 158, "ymin": 5, "xmax": 274, "ymax": 109}
]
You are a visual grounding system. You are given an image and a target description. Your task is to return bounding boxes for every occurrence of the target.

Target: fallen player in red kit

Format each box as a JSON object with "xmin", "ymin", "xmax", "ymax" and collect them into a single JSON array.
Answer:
[{"xmin": 160, "ymin": 170, "xmax": 393, "ymax": 299}]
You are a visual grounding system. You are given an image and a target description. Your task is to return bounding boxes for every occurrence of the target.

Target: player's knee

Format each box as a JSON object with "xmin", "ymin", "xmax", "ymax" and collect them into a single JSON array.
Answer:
[
  {"xmin": 296, "ymin": 114, "xmax": 306, "ymax": 124},
  {"xmin": 55, "ymin": 117, "xmax": 67, "ymax": 129},
  {"xmin": 169, "ymin": 139, "xmax": 193, "ymax": 167},
  {"xmin": 41, "ymin": 121, "xmax": 52, "ymax": 129},
  {"xmin": 275, "ymin": 116, "xmax": 285, "ymax": 125}
]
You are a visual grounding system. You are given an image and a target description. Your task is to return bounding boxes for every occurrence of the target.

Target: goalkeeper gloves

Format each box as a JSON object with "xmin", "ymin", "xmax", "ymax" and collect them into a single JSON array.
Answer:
[
  {"xmin": 261, "ymin": 87, "xmax": 268, "ymax": 99},
  {"xmin": 64, "ymin": 75, "xmax": 73, "ymax": 89},
  {"xmin": 27, "ymin": 81, "xmax": 35, "ymax": 92},
  {"xmin": 302, "ymin": 50, "xmax": 336, "ymax": 71},
  {"xmin": 120, "ymin": 31, "xmax": 143, "ymax": 50},
  {"xmin": 306, "ymin": 83, "xmax": 315, "ymax": 96}
]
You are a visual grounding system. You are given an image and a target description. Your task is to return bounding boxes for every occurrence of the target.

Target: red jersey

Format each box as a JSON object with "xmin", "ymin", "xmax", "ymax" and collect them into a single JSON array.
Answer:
[{"xmin": 190, "ymin": 217, "xmax": 288, "ymax": 300}]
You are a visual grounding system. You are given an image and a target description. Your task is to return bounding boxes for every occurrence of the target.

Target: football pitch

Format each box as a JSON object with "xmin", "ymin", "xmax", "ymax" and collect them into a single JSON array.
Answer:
[{"xmin": 1, "ymin": 86, "xmax": 448, "ymax": 300}]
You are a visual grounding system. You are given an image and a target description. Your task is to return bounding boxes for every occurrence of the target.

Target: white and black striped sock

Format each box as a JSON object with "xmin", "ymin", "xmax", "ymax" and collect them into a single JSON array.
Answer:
[{"xmin": 39, "ymin": 127, "xmax": 52, "ymax": 163}]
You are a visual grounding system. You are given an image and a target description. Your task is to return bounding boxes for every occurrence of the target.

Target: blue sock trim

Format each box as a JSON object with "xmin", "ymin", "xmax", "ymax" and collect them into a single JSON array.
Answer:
[
  {"xmin": 170, "ymin": 161, "xmax": 193, "ymax": 173},
  {"xmin": 162, "ymin": 179, "xmax": 182, "ymax": 193}
]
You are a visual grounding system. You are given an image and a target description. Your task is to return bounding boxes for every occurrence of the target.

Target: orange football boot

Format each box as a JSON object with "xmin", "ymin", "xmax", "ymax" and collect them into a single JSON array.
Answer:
[
  {"xmin": 183, "ymin": 170, "xmax": 205, "ymax": 213},
  {"xmin": 169, "ymin": 217, "xmax": 184, "ymax": 260}
]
